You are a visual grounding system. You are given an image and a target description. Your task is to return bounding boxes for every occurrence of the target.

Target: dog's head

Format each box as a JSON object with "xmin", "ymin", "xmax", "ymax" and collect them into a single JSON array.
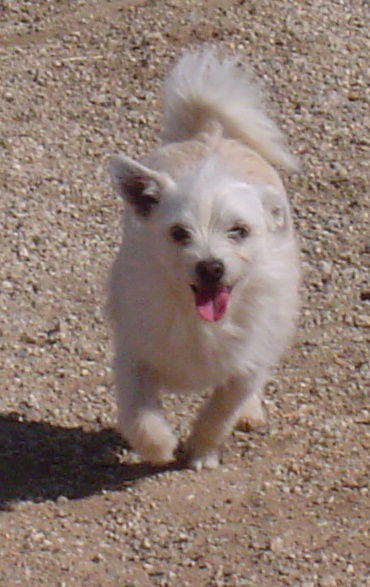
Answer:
[{"xmin": 111, "ymin": 154, "xmax": 289, "ymax": 323}]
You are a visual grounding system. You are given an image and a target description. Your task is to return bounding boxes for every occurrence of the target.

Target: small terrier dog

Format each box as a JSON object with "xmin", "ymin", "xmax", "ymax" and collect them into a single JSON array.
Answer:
[{"xmin": 108, "ymin": 48, "xmax": 299, "ymax": 470}]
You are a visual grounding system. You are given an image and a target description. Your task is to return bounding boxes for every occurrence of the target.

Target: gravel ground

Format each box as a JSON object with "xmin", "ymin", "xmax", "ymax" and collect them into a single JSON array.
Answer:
[{"xmin": 0, "ymin": 0, "xmax": 369, "ymax": 585}]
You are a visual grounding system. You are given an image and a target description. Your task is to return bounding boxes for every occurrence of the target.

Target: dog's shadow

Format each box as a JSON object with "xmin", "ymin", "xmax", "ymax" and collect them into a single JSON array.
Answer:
[{"xmin": 0, "ymin": 412, "xmax": 179, "ymax": 510}]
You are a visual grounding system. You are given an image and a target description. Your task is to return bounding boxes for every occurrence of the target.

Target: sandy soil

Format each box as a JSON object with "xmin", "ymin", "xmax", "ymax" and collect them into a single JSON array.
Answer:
[{"xmin": 0, "ymin": 1, "xmax": 369, "ymax": 585}]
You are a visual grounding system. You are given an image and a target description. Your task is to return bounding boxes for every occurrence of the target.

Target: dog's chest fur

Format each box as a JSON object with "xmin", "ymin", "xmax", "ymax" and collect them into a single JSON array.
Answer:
[
  {"xmin": 116, "ymin": 277, "xmax": 248, "ymax": 390},
  {"xmin": 146, "ymin": 310, "xmax": 247, "ymax": 390}
]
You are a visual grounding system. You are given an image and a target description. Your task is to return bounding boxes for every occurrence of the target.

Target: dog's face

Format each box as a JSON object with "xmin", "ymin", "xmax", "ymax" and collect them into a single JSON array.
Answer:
[{"xmin": 111, "ymin": 154, "xmax": 288, "ymax": 322}]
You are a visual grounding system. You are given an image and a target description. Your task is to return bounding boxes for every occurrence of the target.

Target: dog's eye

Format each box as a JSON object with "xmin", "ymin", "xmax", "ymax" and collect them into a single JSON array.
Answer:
[
  {"xmin": 228, "ymin": 225, "xmax": 250, "ymax": 241},
  {"xmin": 170, "ymin": 224, "xmax": 191, "ymax": 245}
]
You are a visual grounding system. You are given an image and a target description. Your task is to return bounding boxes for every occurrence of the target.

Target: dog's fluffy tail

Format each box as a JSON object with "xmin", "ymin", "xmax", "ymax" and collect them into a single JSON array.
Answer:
[{"xmin": 162, "ymin": 48, "xmax": 298, "ymax": 171}]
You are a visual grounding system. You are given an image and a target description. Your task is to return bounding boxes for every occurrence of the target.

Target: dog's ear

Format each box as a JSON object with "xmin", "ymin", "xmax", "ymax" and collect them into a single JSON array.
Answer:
[
  {"xmin": 259, "ymin": 185, "xmax": 289, "ymax": 232},
  {"xmin": 110, "ymin": 154, "xmax": 168, "ymax": 218}
]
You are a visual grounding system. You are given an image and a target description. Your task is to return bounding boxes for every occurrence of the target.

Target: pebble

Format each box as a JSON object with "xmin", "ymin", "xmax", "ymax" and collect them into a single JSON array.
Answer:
[
  {"xmin": 320, "ymin": 575, "xmax": 337, "ymax": 587},
  {"xmin": 270, "ymin": 536, "xmax": 284, "ymax": 553}
]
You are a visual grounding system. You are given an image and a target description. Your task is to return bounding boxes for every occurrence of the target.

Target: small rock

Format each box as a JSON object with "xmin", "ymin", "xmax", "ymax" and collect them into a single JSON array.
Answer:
[
  {"xmin": 142, "ymin": 538, "xmax": 151, "ymax": 549},
  {"xmin": 56, "ymin": 496, "xmax": 69, "ymax": 505},
  {"xmin": 320, "ymin": 575, "xmax": 337, "ymax": 586},
  {"xmin": 270, "ymin": 536, "xmax": 284, "ymax": 553},
  {"xmin": 318, "ymin": 259, "xmax": 332, "ymax": 281},
  {"xmin": 354, "ymin": 315, "xmax": 370, "ymax": 328}
]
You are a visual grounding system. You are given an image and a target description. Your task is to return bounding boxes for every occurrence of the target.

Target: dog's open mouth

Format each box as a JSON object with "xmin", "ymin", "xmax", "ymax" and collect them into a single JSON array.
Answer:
[{"xmin": 190, "ymin": 285, "xmax": 231, "ymax": 322}]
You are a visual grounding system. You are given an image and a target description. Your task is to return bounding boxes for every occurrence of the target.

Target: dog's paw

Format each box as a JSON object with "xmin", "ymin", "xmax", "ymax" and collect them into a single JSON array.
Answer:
[
  {"xmin": 235, "ymin": 394, "xmax": 267, "ymax": 432},
  {"xmin": 142, "ymin": 437, "xmax": 177, "ymax": 465},
  {"xmin": 187, "ymin": 449, "xmax": 220, "ymax": 472},
  {"xmin": 122, "ymin": 412, "xmax": 177, "ymax": 465},
  {"xmin": 236, "ymin": 414, "xmax": 267, "ymax": 432}
]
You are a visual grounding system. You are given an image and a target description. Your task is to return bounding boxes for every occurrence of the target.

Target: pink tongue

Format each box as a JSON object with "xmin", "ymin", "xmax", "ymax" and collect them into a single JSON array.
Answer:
[{"xmin": 194, "ymin": 287, "xmax": 230, "ymax": 322}]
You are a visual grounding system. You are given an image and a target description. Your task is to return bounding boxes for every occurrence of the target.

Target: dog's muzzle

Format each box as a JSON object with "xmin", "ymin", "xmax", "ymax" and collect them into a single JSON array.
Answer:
[{"xmin": 191, "ymin": 259, "xmax": 230, "ymax": 322}]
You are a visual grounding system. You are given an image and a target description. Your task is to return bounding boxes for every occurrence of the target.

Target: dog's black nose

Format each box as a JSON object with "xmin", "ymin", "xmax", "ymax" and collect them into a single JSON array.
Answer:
[{"xmin": 195, "ymin": 259, "xmax": 225, "ymax": 284}]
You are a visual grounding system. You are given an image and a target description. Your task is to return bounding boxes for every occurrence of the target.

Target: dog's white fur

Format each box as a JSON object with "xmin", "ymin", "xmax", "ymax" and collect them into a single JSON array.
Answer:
[{"xmin": 108, "ymin": 48, "xmax": 299, "ymax": 470}]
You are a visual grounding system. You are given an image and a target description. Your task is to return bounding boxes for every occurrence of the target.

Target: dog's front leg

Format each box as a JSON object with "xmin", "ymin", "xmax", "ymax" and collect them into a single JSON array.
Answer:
[
  {"xmin": 235, "ymin": 385, "xmax": 267, "ymax": 432},
  {"xmin": 114, "ymin": 360, "xmax": 177, "ymax": 465},
  {"xmin": 185, "ymin": 374, "xmax": 264, "ymax": 471}
]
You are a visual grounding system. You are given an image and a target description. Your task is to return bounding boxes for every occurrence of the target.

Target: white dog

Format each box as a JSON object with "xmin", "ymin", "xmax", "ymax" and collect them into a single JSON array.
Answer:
[{"xmin": 108, "ymin": 48, "xmax": 299, "ymax": 471}]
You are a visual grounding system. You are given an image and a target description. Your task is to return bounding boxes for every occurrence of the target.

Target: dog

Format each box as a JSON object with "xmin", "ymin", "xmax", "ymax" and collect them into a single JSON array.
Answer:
[{"xmin": 108, "ymin": 48, "xmax": 299, "ymax": 471}]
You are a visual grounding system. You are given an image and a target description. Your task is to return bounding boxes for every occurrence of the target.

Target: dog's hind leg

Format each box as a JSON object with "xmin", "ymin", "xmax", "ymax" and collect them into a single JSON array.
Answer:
[
  {"xmin": 185, "ymin": 373, "xmax": 267, "ymax": 471},
  {"xmin": 114, "ymin": 360, "xmax": 176, "ymax": 465}
]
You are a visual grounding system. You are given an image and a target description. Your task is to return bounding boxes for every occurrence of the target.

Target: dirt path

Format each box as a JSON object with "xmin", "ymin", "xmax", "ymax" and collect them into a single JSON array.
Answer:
[{"xmin": 0, "ymin": 1, "xmax": 369, "ymax": 585}]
